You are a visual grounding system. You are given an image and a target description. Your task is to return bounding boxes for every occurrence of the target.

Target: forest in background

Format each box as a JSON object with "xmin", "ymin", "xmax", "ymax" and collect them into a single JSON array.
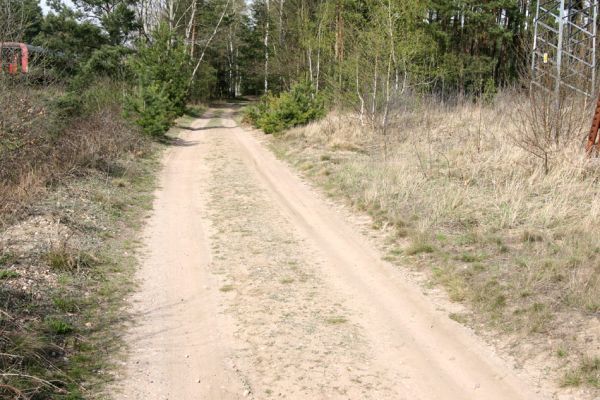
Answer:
[{"xmin": 3, "ymin": 0, "xmax": 533, "ymax": 101}]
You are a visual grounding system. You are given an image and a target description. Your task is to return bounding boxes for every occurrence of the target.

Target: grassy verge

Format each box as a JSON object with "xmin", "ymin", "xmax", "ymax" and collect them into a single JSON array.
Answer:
[
  {"xmin": 268, "ymin": 94, "xmax": 600, "ymax": 394},
  {"xmin": 0, "ymin": 147, "xmax": 161, "ymax": 399}
]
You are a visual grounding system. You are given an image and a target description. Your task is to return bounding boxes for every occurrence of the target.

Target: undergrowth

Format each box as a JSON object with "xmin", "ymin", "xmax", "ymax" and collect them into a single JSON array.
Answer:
[{"xmin": 0, "ymin": 78, "xmax": 147, "ymax": 225}]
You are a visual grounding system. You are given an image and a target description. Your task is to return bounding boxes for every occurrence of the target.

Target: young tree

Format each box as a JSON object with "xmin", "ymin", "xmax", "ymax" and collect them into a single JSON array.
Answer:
[{"xmin": 126, "ymin": 22, "xmax": 191, "ymax": 136}]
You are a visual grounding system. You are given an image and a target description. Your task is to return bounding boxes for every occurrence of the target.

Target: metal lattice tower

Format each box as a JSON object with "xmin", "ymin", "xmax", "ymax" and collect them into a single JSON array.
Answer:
[{"xmin": 531, "ymin": 0, "xmax": 599, "ymax": 99}]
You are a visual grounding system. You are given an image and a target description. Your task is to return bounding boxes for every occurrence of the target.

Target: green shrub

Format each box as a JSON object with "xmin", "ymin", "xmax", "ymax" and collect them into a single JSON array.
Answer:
[
  {"xmin": 126, "ymin": 83, "xmax": 173, "ymax": 137},
  {"xmin": 51, "ymin": 92, "xmax": 83, "ymax": 120},
  {"xmin": 80, "ymin": 45, "xmax": 133, "ymax": 81},
  {"xmin": 482, "ymin": 77, "xmax": 497, "ymax": 103},
  {"xmin": 245, "ymin": 81, "xmax": 325, "ymax": 134},
  {"xmin": 125, "ymin": 23, "xmax": 191, "ymax": 137},
  {"xmin": 68, "ymin": 45, "xmax": 133, "ymax": 93}
]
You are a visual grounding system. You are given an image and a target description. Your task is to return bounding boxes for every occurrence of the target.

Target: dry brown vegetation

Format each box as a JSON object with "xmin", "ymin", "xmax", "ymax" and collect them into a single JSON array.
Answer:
[
  {"xmin": 271, "ymin": 91, "xmax": 600, "ymax": 393},
  {"xmin": 0, "ymin": 79, "xmax": 149, "ymax": 226}
]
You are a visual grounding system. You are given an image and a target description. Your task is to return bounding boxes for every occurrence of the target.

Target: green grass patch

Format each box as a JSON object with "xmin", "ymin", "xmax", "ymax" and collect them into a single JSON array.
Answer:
[
  {"xmin": 449, "ymin": 312, "xmax": 468, "ymax": 324},
  {"xmin": 53, "ymin": 296, "xmax": 80, "ymax": 313},
  {"xmin": 325, "ymin": 316, "xmax": 347, "ymax": 325},
  {"xmin": 45, "ymin": 248, "xmax": 98, "ymax": 272},
  {"xmin": 185, "ymin": 104, "xmax": 207, "ymax": 118},
  {"xmin": 220, "ymin": 284, "xmax": 235, "ymax": 292},
  {"xmin": 556, "ymin": 347, "xmax": 568, "ymax": 358},
  {"xmin": 0, "ymin": 269, "xmax": 19, "ymax": 279},
  {"xmin": 388, "ymin": 247, "xmax": 404, "ymax": 256},
  {"xmin": 45, "ymin": 317, "xmax": 74, "ymax": 335},
  {"xmin": 457, "ymin": 252, "xmax": 484, "ymax": 263},
  {"xmin": 0, "ymin": 252, "xmax": 16, "ymax": 266},
  {"xmin": 561, "ymin": 357, "xmax": 600, "ymax": 388},
  {"xmin": 405, "ymin": 241, "xmax": 435, "ymax": 255}
]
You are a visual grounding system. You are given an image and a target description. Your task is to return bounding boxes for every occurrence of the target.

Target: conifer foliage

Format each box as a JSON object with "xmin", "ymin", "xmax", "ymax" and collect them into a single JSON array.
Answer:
[{"xmin": 125, "ymin": 23, "xmax": 191, "ymax": 137}]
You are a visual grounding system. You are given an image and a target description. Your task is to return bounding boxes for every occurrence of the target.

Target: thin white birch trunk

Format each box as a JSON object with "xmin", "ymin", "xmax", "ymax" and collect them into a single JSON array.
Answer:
[
  {"xmin": 372, "ymin": 55, "xmax": 378, "ymax": 117},
  {"xmin": 185, "ymin": 0, "xmax": 197, "ymax": 52},
  {"xmin": 356, "ymin": 61, "xmax": 365, "ymax": 125},
  {"xmin": 308, "ymin": 46, "xmax": 313, "ymax": 84},
  {"xmin": 316, "ymin": 13, "xmax": 323, "ymax": 92},
  {"xmin": 189, "ymin": 0, "xmax": 231, "ymax": 85},
  {"xmin": 264, "ymin": 0, "xmax": 270, "ymax": 94}
]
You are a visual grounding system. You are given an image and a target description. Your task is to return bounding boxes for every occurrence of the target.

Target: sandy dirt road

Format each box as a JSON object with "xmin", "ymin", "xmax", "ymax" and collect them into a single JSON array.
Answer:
[{"xmin": 113, "ymin": 106, "xmax": 549, "ymax": 399}]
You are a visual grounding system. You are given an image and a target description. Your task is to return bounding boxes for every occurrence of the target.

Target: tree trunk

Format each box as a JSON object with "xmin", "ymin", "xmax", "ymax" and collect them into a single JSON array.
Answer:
[
  {"xmin": 387, "ymin": 0, "xmax": 399, "ymax": 94},
  {"xmin": 229, "ymin": 29, "xmax": 234, "ymax": 97},
  {"xmin": 308, "ymin": 46, "xmax": 313, "ymax": 84},
  {"xmin": 334, "ymin": 1, "xmax": 344, "ymax": 63},
  {"xmin": 356, "ymin": 60, "xmax": 365, "ymax": 125},
  {"xmin": 279, "ymin": 0, "xmax": 285, "ymax": 46},
  {"xmin": 190, "ymin": 22, "xmax": 196, "ymax": 58},
  {"xmin": 185, "ymin": 0, "xmax": 197, "ymax": 53},
  {"xmin": 235, "ymin": 46, "xmax": 241, "ymax": 97},
  {"xmin": 372, "ymin": 54, "xmax": 379, "ymax": 118},
  {"xmin": 264, "ymin": 0, "xmax": 270, "ymax": 94},
  {"xmin": 316, "ymin": 12, "xmax": 323, "ymax": 92}
]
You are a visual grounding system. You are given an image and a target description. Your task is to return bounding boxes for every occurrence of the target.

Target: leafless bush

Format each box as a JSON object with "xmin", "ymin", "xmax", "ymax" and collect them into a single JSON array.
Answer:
[
  {"xmin": 510, "ymin": 86, "xmax": 590, "ymax": 173},
  {"xmin": 0, "ymin": 0, "xmax": 38, "ymax": 42},
  {"xmin": 510, "ymin": 32, "xmax": 594, "ymax": 174}
]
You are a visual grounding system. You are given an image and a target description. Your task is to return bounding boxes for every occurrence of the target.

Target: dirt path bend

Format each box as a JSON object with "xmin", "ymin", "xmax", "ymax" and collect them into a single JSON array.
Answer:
[{"xmin": 114, "ymin": 106, "xmax": 548, "ymax": 400}]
